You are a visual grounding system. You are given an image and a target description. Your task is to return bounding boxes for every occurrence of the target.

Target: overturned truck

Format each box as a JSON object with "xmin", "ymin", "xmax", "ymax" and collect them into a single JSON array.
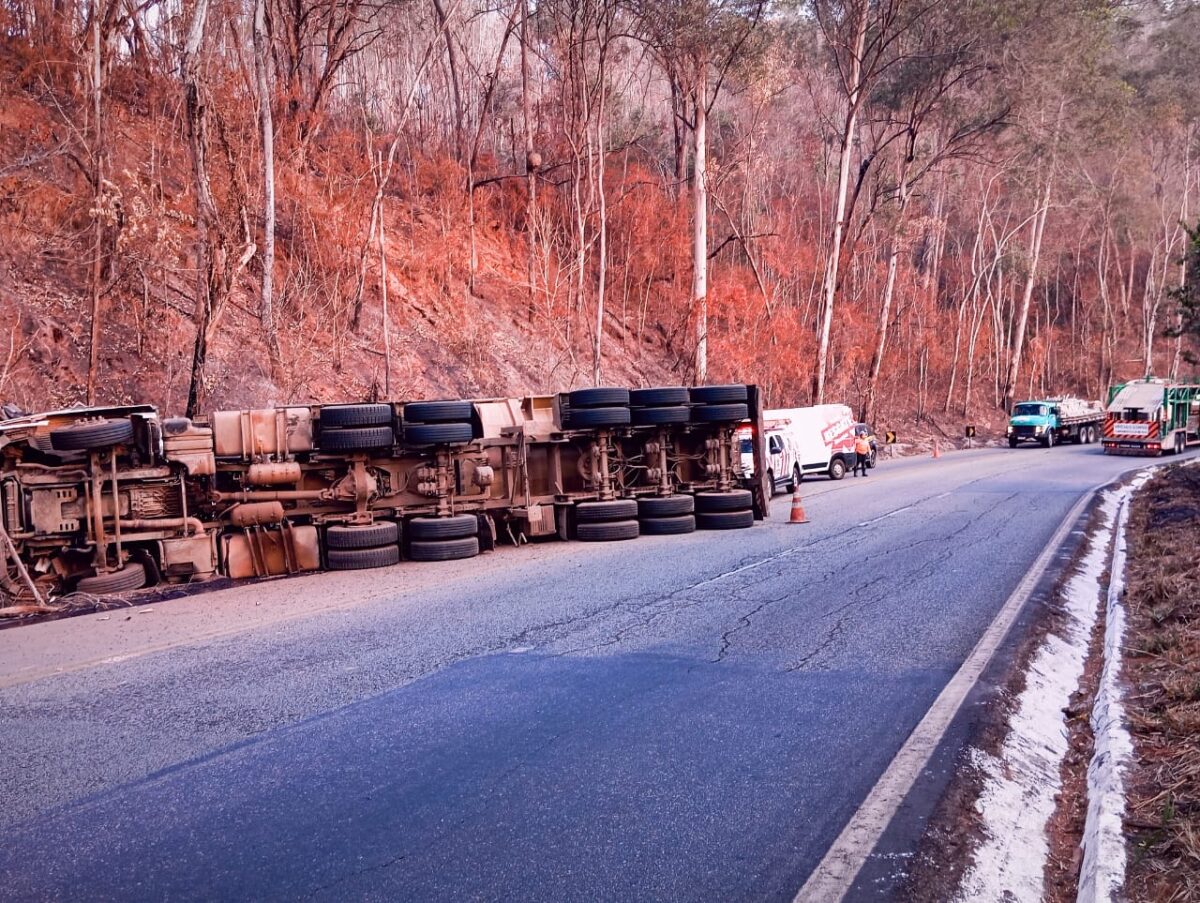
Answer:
[{"xmin": 0, "ymin": 385, "xmax": 769, "ymax": 598}]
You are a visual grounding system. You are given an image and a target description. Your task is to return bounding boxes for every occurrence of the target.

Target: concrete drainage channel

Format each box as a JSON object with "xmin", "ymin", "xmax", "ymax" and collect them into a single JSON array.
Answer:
[
  {"xmin": 796, "ymin": 460, "xmax": 1193, "ymax": 903},
  {"xmin": 931, "ymin": 470, "xmax": 1155, "ymax": 903}
]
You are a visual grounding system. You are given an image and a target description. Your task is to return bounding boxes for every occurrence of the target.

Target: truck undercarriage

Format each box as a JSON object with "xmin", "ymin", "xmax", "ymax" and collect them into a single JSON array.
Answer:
[{"xmin": 0, "ymin": 386, "xmax": 769, "ymax": 602}]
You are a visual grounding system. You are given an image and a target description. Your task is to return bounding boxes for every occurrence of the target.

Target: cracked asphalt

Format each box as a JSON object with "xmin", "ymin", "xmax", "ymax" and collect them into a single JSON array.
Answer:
[{"xmin": 0, "ymin": 443, "xmax": 1181, "ymax": 902}]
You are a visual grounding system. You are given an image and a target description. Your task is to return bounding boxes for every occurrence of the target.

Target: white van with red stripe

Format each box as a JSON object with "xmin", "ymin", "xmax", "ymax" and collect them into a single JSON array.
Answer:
[{"xmin": 738, "ymin": 404, "xmax": 858, "ymax": 493}]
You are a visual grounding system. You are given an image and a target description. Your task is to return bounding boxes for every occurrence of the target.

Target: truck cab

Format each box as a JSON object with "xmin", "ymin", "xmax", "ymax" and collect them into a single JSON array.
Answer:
[
  {"xmin": 1007, "ymin": 397, "xmax": 1103, "ymax": 448},
  {"xmin": 738, "ymin": 426, "xmax": 799, "ymax": 496},
  {"xmin": 1007, "ymin": 402, "xmax": 1057, "ymax": 446}
]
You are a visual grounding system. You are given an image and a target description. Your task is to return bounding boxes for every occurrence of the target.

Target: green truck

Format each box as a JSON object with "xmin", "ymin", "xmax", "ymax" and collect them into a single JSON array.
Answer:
[{"xmin": 1007, "ymin": 396, "xmax": 1105, "ymax": 448}]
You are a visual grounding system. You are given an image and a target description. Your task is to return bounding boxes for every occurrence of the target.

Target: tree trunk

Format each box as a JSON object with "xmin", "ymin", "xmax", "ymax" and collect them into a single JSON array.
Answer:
[
  {"xmin": 863, "ymin": 165, "xmax": 911, "ymax": 424},
  {"xmin": 86, "ymin": 7, "xmax": 103, "ymax": 403},
  {"xmin": 671, "ymin": 73, "xmax": 687, "ymax": 198},
  {"xmin": 592, "ymin": 78, "xmax": 607, "ymax": 387},
  {"xmin": 253, "ymin": 0, "xmax": 282, "ymax": 380},
  {"xmin": 692, "ymin": 66, "xmax": 708, "ymax": 384},
  {"xmin": 1002, "ymin": 179, "xmax": 1052, "ymax": 412},
  {"xmin": 521, "ymin": 0, "xmax": 537, "ymax": 322},
  {"xmin": 377, "ymin": 158, "xmax": 392, "ymax": 397},
  {"xmin": 813, "ymin": 1, "xmax": 868, "ymax": 403},
  {"xmin": 431, "ymin": 0, "xmax": 465, "ymax": 161},
  {"xmin": 183, "ymin": 0, "xmax": 213, "ymax": 419}
]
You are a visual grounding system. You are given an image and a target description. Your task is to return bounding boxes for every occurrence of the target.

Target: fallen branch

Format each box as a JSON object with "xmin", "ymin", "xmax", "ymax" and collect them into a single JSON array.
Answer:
[{"xmin": 0, "ymin": 521, "xmax": 44, "ymax": 606}]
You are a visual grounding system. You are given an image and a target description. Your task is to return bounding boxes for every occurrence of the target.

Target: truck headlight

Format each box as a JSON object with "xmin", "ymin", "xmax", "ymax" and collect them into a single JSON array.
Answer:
[
  {"xmin": 1035, "ymin": 425, "xmax": 1044, "ymax": 433},
  {"xmin": 1006, "ymin": 425, "xmax": 1012, "ymax": 435}
]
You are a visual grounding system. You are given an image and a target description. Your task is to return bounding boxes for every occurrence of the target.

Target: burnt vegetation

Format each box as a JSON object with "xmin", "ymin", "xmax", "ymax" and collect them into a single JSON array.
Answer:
[
  {"xmin": 1124, "ymin": 465, "xmax": 1200, "ymax": 902},
  {"xmin": 0, "ymin": 0, "xmax": 1198, "ymax": 419}
]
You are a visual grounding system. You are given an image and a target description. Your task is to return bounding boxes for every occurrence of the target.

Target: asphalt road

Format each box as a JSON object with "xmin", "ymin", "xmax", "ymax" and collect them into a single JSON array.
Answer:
[{"xmin": 0, "ymin": 443, "xmax": 1178, "ymax": 902}]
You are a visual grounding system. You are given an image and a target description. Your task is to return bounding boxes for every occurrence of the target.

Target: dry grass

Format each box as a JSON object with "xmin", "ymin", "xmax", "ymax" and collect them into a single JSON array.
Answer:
[{"xmin": 1123, "ymin": 465, "xmax": 1200, "ymax": 902}]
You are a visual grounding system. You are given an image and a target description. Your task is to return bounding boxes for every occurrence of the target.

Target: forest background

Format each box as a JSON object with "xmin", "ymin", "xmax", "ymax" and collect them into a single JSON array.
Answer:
[{"xmin": 1, "ymin": 0, "xmax": 1198, "ymax": 434}]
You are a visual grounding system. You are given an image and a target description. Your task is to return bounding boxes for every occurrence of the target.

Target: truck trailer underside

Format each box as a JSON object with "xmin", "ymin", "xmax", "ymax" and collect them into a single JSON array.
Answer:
[{"xmin": 0, "ymin": 386, "xmax": 770, "ymax": 602}]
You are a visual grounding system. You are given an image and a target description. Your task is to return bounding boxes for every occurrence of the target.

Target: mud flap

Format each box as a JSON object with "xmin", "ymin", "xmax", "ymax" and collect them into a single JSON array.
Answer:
[
  {"xmin": 476, "ymin": 513, "xmax": 497, "ymax": 552},
  {"xmin": 746, "ymin": 384, "xmax": 770, "ymax": 519}
]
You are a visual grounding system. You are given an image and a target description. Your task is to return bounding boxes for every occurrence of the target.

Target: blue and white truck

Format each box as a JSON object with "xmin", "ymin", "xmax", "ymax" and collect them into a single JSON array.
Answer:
[{"xmin": 1006, "ymin": 396, "xmax": 1105, "ymax": 448}]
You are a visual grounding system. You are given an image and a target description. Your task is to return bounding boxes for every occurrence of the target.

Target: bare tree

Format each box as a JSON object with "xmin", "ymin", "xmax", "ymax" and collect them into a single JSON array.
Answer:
[
  {"xmin": 182, "ymin": 0, "xmax": 257, "ymax": 417},
  {"xmin": 632, "ymin": 0, "xmax": 765, "ymax": 383},
  {"xmin": 253, "ymin": 0, "xmax": 282, "ymax": 378},
  {"xmin": 810, "ymin": 0, "xmax": 905, "ymax": 403}
]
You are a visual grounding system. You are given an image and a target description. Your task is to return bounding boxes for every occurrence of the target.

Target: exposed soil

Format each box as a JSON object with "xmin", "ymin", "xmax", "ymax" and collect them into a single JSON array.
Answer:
[{"xmin": 1122, "ymin": 464, "xmax": 1200, "ymax": 902}]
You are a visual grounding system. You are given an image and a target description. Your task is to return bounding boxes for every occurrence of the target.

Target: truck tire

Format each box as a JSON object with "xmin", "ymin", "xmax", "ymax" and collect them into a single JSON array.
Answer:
[
  {"xmin": 690, "ymin": 385, "xmax": 747, "ymax": 404},
  {"xmin": 327, "ymin": 545, "xmax": 401, "ymax": 570},
  {"xmin": 76, "ymin": 562, "xmax": 147, "ymax": 594},
  {"xmin": 568, "ymin": 387, "xmax": 630, "ymax": 408},
  {"xmin": 409, "ymin": 536, "xmax": 480, "ymax": 561},
  {"xmin": 1009, "ymin": 437, "xmax": 1019, "ymax": 448},
  {"xmin": 631, "ymin": 405, "xmax": 689, "ymax": 426},
  {"xmin": 563, "ymin": 406, "xmax": 631, "ymax": 429},
  {"xmin": 766, "ymin": 469, "xmax": 775, "ymax": 497},
  {"xmin": 403, "ymin": 400, "xmax": 475, "ymax": 423},
  {"xmin": 630, "ymin": 387, "xmax": 690, "ymax": 406},
  {"xmin": 788, "ymin": 465, "xmax": 801, "ymax": 493},
  {"xmin": 320, "ymin": 404, "xmax": 393, "ymax": 428},
  {"xmin": 50, "ymin": 418, "xmax": 135, "ymax": 451},
  {"xmin": 1042, "ymin": 432, "xmax": 1054, "ymax": 449},
  {"xmin": 576, "ymin": 499, "xmax": 639, "ymax": 522},
  {"xmin": 326, "ymin": 522, "xmax": 399, "ymax": 550},
  {"xmin": 866, "ymin": 449, "xmax": 878, "ymax": 469},
  {"xmin": 697, "ymin": 509, "xmax": 754, "ymax": 530},
  {"xmin": 319, "ymin": 425, "xmax": 395, "ymax": 451},
  {"xmin": 639, "ymin": 514, "xmax": 696, "ymax": 535},
  {"xmin": 691, "ymin": 403, "xmax": 750, "ymax": 423},
  {"xmin": 403, "ymin": 422, "xmax": 475, "ymax": 445},
  {"xmin": 694, "ymin": 489, "xmax": 753, "ymax": 513},
  {"xmin": 637, "ymin": 495, "xmax": 694, "ymax": 517},
  {"xmin": 828, "ymin": 458, "xmax": 847, "ymax": 480},
  {"xmin": 577, "ymin": 519, "xmax": 640, "ymax": 541},
  {"xmin": 407, "ymin": 514, "xmax": 478, "ymax": 541}
]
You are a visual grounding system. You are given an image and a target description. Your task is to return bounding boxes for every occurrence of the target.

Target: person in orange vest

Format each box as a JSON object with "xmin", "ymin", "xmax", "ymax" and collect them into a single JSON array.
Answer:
[{"xmin": 853, "ymin": 430, "xmax": 872, "ymax": 477}]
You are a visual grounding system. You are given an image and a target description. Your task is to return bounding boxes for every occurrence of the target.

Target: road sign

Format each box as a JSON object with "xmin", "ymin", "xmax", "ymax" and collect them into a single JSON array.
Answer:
[
  {"xmin": 885, "ymin": 430, "xmax": 897, "ymax": 445},
  {"xmin": 965, "ymin": 425, "xmax": 976, "ymax": 438}
]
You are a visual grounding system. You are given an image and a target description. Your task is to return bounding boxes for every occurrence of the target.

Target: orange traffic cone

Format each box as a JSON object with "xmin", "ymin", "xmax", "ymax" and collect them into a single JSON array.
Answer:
[
  {"xmin": 789, "ymin": 487, "xmax": 809, "ymax": 524},
  {"xmin": 932, "ymin": 439, "xmax": 941, "ymax": 459}
]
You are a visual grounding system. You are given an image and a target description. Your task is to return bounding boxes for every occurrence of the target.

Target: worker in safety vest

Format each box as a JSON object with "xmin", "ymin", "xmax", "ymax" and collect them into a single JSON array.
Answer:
[{"xmin": 853, "ymin": 431, "xmax": 872, "ymax": 477}]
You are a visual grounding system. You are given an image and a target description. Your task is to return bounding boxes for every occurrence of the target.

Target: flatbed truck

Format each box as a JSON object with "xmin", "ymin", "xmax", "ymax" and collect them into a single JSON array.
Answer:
[{"xmin": 1006, "ymin": 397, "xmax": 1104, "ymax": 448}]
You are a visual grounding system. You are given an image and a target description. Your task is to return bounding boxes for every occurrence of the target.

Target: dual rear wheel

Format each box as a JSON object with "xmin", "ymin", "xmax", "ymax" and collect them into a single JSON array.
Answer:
[{"xmin": 326, "ymin": 521, "xmax": 401, "ymax": 570}]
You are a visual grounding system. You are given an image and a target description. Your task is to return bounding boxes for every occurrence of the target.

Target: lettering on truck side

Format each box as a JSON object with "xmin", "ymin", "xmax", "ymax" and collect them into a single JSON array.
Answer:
[{"xmin": 822, "ymin": 414, "xmax": 854, "ymax": 448}]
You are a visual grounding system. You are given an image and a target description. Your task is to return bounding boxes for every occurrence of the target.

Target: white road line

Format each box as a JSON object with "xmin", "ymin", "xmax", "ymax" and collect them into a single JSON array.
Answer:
[
  {"xmin": 856, "ymin": 490, "xmax": 954, "ymax": 528},
  {"xmin": 794, "ymin": 487, "xmax": 1094, "ymax": 902}
]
